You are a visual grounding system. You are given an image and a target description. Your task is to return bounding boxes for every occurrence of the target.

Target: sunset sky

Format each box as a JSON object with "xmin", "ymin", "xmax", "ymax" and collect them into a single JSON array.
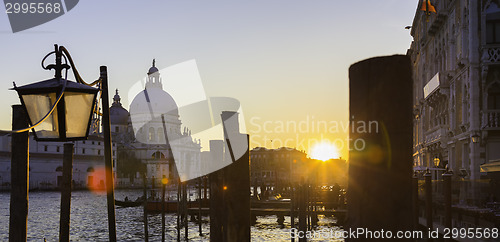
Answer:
[{"xmin": 0, "ymin": 1, "xmax": 419, "ymax": 159}]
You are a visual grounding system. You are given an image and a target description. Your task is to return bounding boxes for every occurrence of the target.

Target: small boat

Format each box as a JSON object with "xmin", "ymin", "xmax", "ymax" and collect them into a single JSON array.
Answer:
[{"xmin": 115, "ymin": 199, "xmax": 143, "ymax": 207}]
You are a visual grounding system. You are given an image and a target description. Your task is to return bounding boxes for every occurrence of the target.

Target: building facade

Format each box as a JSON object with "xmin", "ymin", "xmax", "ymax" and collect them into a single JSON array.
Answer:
[
  {"xmin": 409, "ymin": 0, "xmax": 500, "ymax": 201},
  {"xmin": 0, "ymin": 133, "xmax": 117, "ymax": 190}
]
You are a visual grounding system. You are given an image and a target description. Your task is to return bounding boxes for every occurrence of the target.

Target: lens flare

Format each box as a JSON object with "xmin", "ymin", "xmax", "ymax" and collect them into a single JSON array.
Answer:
[
  {"xmin": 87, "ymin": 166, "xmax": 115, "ymax": 194},
  {"xmin": 309, "ymin": 141, "xmax": 340, "ymax": 161}
]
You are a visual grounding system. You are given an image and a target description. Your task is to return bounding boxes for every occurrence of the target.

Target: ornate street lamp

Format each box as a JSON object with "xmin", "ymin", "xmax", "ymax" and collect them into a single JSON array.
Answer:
[
  {"xmin": 12, "ymin": 44, "xmax": 98, "ymax": 141},
  {"xmin": 471, "ymin": 133, "xmax": 481, "ymax": 144},
  {"xmin": 8, "ymin": 44, "xmax": 117, "ymax": 242},
  {"xmin": 433, "ymin": 156, "xmax": 440, "ymax": 168}
]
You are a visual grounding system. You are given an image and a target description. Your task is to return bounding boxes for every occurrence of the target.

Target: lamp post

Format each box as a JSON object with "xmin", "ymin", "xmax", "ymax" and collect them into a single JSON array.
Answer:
[{"xmin": 10, "ymin": 44, "xmax": 116, "ymax": 241}]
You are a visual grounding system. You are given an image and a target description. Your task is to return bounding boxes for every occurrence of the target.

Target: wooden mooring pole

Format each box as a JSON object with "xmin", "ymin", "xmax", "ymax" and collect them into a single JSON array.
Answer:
[
  {"xmin": 443, "ymin": 170, "xmax": 453, "ymax": 231},
  {"xmin": 177, "ymin": 178, "xmax": 181, "ymax": 242},
  {"xmin": 425, "ymin": 170, "xmax": 433, "ymax": 231},
  {"xmin": 412, "ymin": 171, "xmax": 419, "ymax": 231},
  {"xmin": 143, "ymin": 174, "xmax": 149, "ymax": 242},
  {"xmin": 100, "ymin": 66, "xmax": 117, "ymax": 242},
  {"xmin": 9, "ymin": 105, "xmax": 29, "ymax": 242},
  {"xmin": 198, "ymin": 176, "xmax": 202, "ymax": 236},
  {"xmin": 59, "ymin": 143, "xmax": 74, "ymax": 242},
  {"xmin": 347, "ymin": 55, "xmax": 413, "ymax": 241},
  {"xmin": 298, "ymin": 182, "xmax": 306, "ymax": 242},
  {"xmin": 183, "ymin": 182, "xmax": 188, "ymax": 240},
  {"xmin": 161, "ymin": 178, "xmax": 166, "ymax": 242}
]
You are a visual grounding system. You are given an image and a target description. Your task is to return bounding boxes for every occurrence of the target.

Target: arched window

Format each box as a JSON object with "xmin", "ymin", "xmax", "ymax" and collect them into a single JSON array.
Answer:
[
  {"xmin": 56, "ymin": 166, "xmax": 63, "ymax": 172},
  {"xmin": 486, "ymin": 3, "xmax": 500, "ymax": 44},
  {"xmin": 158, "ymin": 127, "xmax": 164, "ymax": 143},
  {"xmin": 488, "ymin": 83, "xmax": 500, "ymax": 109},
  {"xmin": 87, "ymin": 167, "xmax": 94, "ymax": 172},
  {"xmin": 152, "ymin": 151, "xmax": 165, "ymax": 160},
  {"xmin": 148, "ymin": 127, "xmax": 155, "ymax": 142}
]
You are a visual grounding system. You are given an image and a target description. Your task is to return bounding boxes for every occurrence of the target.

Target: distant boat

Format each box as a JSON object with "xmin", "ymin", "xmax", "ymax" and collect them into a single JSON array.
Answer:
[{"xmin": 115, "ymin": 199, "xmax": 143, "ymax": 208}]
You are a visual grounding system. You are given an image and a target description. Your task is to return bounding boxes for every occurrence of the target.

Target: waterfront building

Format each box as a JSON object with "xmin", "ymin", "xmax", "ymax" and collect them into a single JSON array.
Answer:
[
  {"xmin": 0, "ymin": 133, "xmax": 117, "ymax": 190},
  {"xmin": 409, "ymin": 0, "xmax": 500, "ymax": 203}
]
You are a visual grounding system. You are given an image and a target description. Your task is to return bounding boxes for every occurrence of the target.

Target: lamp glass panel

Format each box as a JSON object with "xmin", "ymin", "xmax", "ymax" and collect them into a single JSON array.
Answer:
[
  {"xmin": 64, "ymin": 91, "xmax": 95, "ymax": 138},
  {"xmin": 21, "ymin": 93, "xmax": 59, "ymax": 139}
]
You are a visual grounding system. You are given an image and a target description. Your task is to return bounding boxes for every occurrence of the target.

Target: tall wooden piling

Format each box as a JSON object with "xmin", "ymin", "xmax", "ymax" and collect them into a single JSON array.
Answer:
[
  {"xmin": 223, "ymin": 135, "xmax": 250, "ymax": 241},
  {"xmin": 412, "ymin": 171, "xmax": 419, "ymax": 231},
  {"xmin": 347, "ymin": 55, "xmax": 413, "ymax": 240},
  {"xmin": 143, "ymin": 174, "xmax": 149, "ymax": 242},
  {"xmin": 425, "ymin": 170, "xmax": 432, "ymax": 231},
  {"xmin": 298, "ymin": 183, "xmax": 307, "ymax": 242},
  {"xmin": 59, "ymin": 143, "xmax": 74, "ymax": 242},
  {"xmin": 161, "ymin": 179, "xmax": 166, "ymax": 242},
  {"xmin": 9, "ymin": 105, "xmax": 29, "ymax": 242},
  {"xmin": 183, "ymin": 182, "xmax": 188, "ymax": 240},
  {"xmin": 221, "ymin": 111, "xmax": 250, "ymax": 242},
  {"xmin": 443, "ymin": 170, "xmax": 452, "ymax": 234},
  {"xmin": 198, "ymin": 176, "xmax": 202, "ymax": 236},
  {"xmin": 100, "ymin": 66, "xmax": 117, "ymax": 242},
  {"xmin": 177, "ymin": 178, "xmax": 181, "ymax": 242},
  {"xmin": 209, "ymin": 140, "xmax": 224, "ymax": 242}
]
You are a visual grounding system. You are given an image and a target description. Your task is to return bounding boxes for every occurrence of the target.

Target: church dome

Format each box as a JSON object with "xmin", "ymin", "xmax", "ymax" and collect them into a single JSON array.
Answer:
[
  {"xmin": 109, "ymin": 89, "xmax": 129, "ymax": 125},
  {"xmin": 129, "ymin": 88, "xmax": 178, "ymax": 117}
]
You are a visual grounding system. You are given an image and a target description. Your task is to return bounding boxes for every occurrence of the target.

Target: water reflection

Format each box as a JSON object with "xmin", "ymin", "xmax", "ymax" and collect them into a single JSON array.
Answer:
[{"xmin": 0, "ymin": 190, "xmax": 342, "ymax": 241}]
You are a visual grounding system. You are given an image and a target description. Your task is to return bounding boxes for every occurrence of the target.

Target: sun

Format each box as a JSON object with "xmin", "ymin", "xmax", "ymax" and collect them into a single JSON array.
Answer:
[{"xmin": 309, "ymin": 141, "xmax": 340, "ymax": 161}]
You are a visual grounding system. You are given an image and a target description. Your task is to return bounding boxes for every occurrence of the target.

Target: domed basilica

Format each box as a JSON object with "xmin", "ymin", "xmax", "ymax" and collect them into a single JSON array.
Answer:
[{"xmin": 110, "ymin": 60, "xmax": 201, "ymax": 185}]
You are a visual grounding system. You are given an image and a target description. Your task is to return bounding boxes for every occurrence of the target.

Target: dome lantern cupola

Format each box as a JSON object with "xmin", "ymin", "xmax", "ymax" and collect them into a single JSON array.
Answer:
[
  {"xmin": 109, "ymin": 89, "xmax": 129, "ymax": 126},
  {"xmin": 113, "ymin": 89, "xmax": 122, "ymax": 107},
  {"xmin": 146, "ymin": 59, "xmax": 162, "ymax": 89}
]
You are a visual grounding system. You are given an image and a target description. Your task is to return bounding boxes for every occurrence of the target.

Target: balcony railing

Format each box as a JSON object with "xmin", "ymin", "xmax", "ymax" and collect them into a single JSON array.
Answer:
[
  {"xmin": 482, "ymin": 110, "xmax": 500, "ymax": 129},
  {"xmin": 481, "ymin": 44, "xmax": 500, "ymax": 63},
  {"xmin": 424, "ymin": 126, "xmax": 448, "ymax": 144}
]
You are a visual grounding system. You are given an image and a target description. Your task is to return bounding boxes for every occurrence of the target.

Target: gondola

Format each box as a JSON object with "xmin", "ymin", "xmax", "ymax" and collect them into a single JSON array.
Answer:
[{"xmin": 115, "ymin": 199, "xmax": 143, "ymax": 207}]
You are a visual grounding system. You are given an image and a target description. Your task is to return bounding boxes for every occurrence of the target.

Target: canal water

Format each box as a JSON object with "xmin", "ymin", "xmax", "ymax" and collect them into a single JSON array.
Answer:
[{"xmin": 0, "ymin": 190, "xmax": 342, "ymax": 241}]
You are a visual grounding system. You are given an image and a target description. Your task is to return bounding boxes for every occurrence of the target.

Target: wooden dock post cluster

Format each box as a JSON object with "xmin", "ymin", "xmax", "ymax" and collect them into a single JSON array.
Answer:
[
  {"xmin": 293, "ymin": 180, "xmax": 321, "ymax": 241},
  {"xmin": 417, "ymin": 168, "xmax": 454, "ymax": 237},
  {"xmin": 347, "ymin": 55, "xmax": 413, "ymax": 240}
]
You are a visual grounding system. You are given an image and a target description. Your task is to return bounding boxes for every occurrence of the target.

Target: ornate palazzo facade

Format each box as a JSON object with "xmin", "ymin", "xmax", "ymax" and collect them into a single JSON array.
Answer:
[{"xmin": 410, "ymin": 0, "xmax": 500, "ymax": 188}]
